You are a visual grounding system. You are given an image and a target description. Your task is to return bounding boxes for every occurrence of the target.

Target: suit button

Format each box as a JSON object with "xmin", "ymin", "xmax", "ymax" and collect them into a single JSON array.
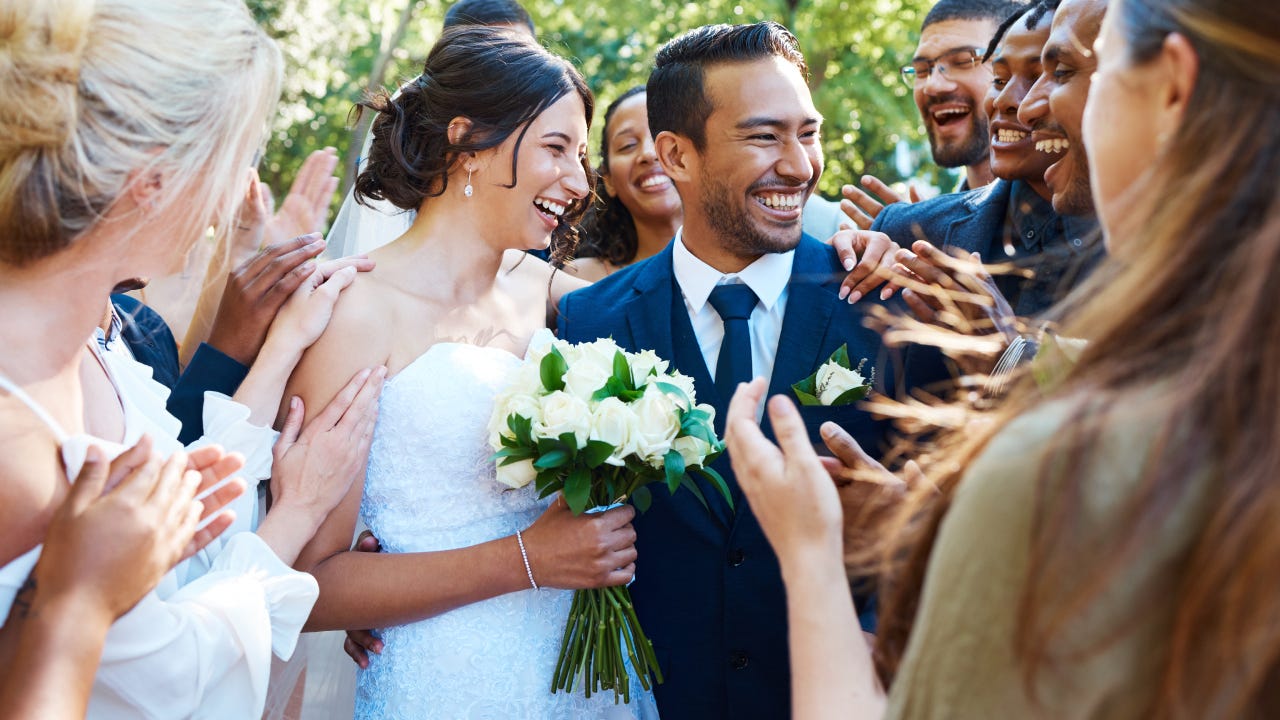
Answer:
[
  {"xmin": 730, "ymin": 651, "xmax": 749, "ymax": 670},
  {"xmin": 728, "ymin": 548, "xmax": 745, "ymax": 567}
]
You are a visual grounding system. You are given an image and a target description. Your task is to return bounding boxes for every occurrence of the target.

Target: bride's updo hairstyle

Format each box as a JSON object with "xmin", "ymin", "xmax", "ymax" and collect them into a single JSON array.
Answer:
[
  {"xmin": 355, "ymin": 26, "xmax": 594, "ymax": 263},
  {"xmin": 0, "ymin": 0, "xmax": 281, "ymax": 266}
]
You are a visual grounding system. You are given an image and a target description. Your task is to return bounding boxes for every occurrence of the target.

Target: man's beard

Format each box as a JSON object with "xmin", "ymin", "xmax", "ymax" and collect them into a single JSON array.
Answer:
[
  {"xmin": 1053, "ymin": 150, "xmax": 1096, "ymax": 216},
  {"xmin": 699, "ymin": 175, "xmax": 804, "ymax": 257},
  {"xmin": 928, "ymin": 112, "xmax": 991, "ymax": 169}
]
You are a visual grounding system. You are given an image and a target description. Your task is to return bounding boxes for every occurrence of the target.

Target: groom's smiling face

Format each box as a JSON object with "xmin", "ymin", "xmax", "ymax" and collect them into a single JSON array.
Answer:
[{"xmin": 691, "ymin": 56, "xmax": 823, "ymax": 258}]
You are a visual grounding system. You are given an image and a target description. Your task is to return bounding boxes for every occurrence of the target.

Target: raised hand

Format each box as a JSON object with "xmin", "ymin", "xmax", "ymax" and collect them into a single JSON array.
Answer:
[
  {"xmin": 840, "ymin": 175, "xmax": 921, "ymax": 231},
  {"xmin": 262, "ymin": 148, "xmax": 340, "ymax": 248},
  {"xmin": 825, "ymin": 228, "xmax": 903, "ymax": 304},
  {"xmin": 816, "ymin": 423, "xmax": 924, "ymax": 560},
  {"xmin": 892, "ymin": 241, "xmax": 1018, "ymax": 339},
  {"xmin": 725, "ymin": 378, "xmax": 842, "ymax": 572},
  {"xmin": 521, "ymin": 497, "xmax": 637, "ymax": 590}
]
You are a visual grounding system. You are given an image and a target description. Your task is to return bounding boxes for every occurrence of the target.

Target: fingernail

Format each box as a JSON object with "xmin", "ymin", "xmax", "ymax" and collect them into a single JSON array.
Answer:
[
  {"xmin": 291, "ymin": 396, "xmax": 301, "ymax": 410},
  {"xmin": 902, "ymin": 288, "xmax": 914, "ymax": 299},
  {"xmin": 847, "ymin": 291, "xmax": 862, "ymax": 304},
  {"xmin": 838, "ymin": 285, "xmax": 850, "ymax": 300},
  {"xmin": 843, "ymin": 257, "xmax": 855, "ymax": 271},
  {"xmin": 820, "ymin": 422, "xmax": 838, "ymax": 437},
  {"xmin": 881, "ymin": 287, "xmax": 893, "ymax": 300}
]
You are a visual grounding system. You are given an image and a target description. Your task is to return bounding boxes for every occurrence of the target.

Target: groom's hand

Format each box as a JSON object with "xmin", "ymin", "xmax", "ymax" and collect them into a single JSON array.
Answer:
[{"xmin": 343, "ymin": 531, "xmax": 384, "ymax": 668}]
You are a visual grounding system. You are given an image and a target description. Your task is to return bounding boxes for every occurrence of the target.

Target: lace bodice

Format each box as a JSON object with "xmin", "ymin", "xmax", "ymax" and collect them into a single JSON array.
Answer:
[{"xmin": 355, "ymin": 341, "xmax": 655, "ymax": 720}]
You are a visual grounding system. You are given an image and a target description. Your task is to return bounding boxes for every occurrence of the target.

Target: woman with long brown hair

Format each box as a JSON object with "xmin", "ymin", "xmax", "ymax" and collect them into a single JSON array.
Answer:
[{"xmin": 725, "ymin": 0, "xmax": 1280, "ymax": 715}]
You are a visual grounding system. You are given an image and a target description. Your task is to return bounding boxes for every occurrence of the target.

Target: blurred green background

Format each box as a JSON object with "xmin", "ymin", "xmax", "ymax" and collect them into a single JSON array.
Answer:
[{"xmin": 247, "ymin": 0, "xmax": 952, "ymax": 208}]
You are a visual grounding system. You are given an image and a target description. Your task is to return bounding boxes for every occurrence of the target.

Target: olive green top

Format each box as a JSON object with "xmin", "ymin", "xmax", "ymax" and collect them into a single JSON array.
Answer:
[{"xmin": 887, "ymin": 388, "xmax": 1212, "ymax": 719}]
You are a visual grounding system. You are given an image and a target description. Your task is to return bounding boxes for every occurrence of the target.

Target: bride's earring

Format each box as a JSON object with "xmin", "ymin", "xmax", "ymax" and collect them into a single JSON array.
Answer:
[{"xmin": 464, "ymin": 168, "xmax": 474, "ymax": 198}]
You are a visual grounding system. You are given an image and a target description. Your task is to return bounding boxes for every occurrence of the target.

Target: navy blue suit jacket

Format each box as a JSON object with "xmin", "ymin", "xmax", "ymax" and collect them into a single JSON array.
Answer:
[
  {"xmin": 557, "ymin": 235, "xmax": 892, "ymax": 720},
  {"xmin": 111, "ymin": 295, "xmax": 250, "ymax": 443}
]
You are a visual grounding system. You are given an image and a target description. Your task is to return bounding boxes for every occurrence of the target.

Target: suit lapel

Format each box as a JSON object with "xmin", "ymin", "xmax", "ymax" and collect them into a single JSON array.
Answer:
[
  {"xmin": 622, "ymin": 245, "xmax": 677, "ymax": 363},
  {"xmin": 766, "ymin": 237, "xmax": 837, "ymax": 401}
]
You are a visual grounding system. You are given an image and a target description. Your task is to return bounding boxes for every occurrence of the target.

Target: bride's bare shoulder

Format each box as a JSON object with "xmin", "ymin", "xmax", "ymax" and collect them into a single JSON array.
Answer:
[{"xmin": 286, "ymin": 272, "xmax": 393, "ymax": 422}]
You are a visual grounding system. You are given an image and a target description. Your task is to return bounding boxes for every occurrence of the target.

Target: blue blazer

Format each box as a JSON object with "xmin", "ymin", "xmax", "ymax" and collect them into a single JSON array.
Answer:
[
  {"xmin": 558, "ymin": 235, "xmax": 892, "ymax": 720},
  {"xmin": 871, "ymin": 179, "xmax": 1013, "ymax": 257}
]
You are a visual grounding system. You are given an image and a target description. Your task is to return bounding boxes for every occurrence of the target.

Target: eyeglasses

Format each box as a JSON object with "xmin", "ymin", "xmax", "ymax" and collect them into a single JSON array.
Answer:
[{"xmin": 900, "ymin": 48, "xmax": 985, "ymax": 88}]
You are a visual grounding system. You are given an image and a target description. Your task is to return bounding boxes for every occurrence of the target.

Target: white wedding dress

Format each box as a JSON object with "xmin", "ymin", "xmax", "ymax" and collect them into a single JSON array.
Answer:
[{"xmin": 353, "ymin": 337, "xmax": 657, "ymax": 720}]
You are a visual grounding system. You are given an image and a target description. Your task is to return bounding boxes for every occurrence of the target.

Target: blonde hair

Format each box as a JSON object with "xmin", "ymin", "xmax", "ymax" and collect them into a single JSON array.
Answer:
[{"xmin": 0, "ymin": 0, "xmax": 282, "ymax": 265}]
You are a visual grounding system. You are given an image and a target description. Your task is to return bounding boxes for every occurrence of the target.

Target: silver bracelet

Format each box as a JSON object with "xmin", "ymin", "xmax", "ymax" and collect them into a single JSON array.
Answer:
[{"xmin": 515, "ymin": 529, "xmax": 539, "ymax": 590}]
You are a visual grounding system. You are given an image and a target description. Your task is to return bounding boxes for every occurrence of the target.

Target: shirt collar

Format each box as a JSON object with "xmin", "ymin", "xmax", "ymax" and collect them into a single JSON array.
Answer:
[{"xmin": 672, "ymin": 228, "xmax": 795, "ymax": 314}]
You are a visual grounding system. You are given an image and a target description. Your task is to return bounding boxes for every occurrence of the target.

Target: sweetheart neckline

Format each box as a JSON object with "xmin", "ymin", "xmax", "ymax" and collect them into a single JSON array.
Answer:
[{"xmin": 385, "ymin": 341, "xmax": 523, "ymax": 385}]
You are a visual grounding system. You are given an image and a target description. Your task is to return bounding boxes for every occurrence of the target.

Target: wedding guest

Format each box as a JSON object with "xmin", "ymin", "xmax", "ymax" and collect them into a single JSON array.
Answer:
[
  {"xmin": 559, "ymin": 22, "xmax": 901, "ymax": 720},
  {"xmin": 841, "ymin": 0, "xmax": 1028, "ymax": 229},
  {"xmin": 879, "ymin": 0, "xmax": 1106, "ymax": 383},
  {"xmin": 0, "ymin": 441, "xmax": 239, "ymax": 720},
  {"xmin": 574, "ymin": 86, "xmax": 683, "ymax": 280},
  {"xmin": 0, "ymin": 0, "xmax": 382, "ymax": 716},
  {"xmin": 728, "ymin": 0, "xmax": 1280, "ymax": 715}
]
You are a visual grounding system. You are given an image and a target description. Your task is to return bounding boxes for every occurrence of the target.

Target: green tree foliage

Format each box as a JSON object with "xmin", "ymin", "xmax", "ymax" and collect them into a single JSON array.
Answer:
[{"xmin": 248, "ymin": 0, "xmax": 941, "ymax": 209}]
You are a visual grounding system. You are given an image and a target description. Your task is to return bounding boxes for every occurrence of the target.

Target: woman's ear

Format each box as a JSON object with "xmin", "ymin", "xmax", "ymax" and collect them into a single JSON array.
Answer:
[
  {"xmin": 127, "ymin": 169, "xmax": 165, "ymax": 214},
  {"xmin": 600, "ymin": 169, "xmax": 615, "ymax": 197},
  {"xmin": 1154, "ymin": 32, "xmax": 1199, "ymax": 147},
  {"xmin": 446, "ymin": 116, "xmax": 473, "ymax": 147}
]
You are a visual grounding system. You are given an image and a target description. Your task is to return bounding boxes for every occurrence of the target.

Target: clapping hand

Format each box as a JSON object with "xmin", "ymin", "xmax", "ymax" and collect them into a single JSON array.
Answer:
[
  {"xmin": 840, "ymin": 174, "xmax": 921, "ymax": 231},
  {"xmin": 37, "ymin": 437, "xmax": 246, "ymax": 622}
]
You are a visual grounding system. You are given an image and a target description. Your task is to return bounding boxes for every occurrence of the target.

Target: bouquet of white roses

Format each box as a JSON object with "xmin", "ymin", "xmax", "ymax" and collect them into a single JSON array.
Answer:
[{"xmin": 488, "ymin": 337, "xmax": 729, "ymax": 703}]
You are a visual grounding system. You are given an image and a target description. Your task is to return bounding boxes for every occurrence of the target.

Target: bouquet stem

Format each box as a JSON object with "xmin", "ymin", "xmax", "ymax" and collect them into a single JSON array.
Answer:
[{"xmin": 550, "ymin": 585, "xmax": 663, "ymax": 704}]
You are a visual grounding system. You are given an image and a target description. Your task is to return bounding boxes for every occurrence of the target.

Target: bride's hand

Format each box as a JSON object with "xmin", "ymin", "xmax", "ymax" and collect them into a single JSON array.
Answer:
[{"xmin": 521, "ymin": 497, "xmax": 637, "ymax": 590}]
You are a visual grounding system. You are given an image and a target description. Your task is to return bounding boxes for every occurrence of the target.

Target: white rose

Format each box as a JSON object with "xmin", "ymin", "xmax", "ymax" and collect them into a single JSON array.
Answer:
[
  {"xmin": 632, "ymin": 384, "xmax": 681, "ymax": 466},
  {"xmin": 496, "ymin": 458, "xmax": 538, "ymax": 489},
  {"xmin": 535, "ymin": 391, "xmax": 592, "ymax": 446},
  {"xmin": 672, "ymin": 435, "xmax": 713, "ymax": 468},
  {"xmin": 816, "ymin": 361, "xmax": 866, "ymax": 405},
  {"xmin": 630, "ymin": 349, "xmax": 670, "ymax": 385},
  {"xmin": 589, "ymin": 397, "xmax": 639, "ymax": 465},
  {"xmin": 648, "ymin": 370, "xmax": 696, "ymax": 409},
  {"xmin": 563, "ymin": 359, "xmax": 612, "ymax": 400},
  {"xmin": 694, "ymin": 402, "xmax": 716, "ymax": 426},
  {"xmin": 487, "ymin": 390, "xmax": 543, "ymax": 449},
  {"xmin": 510, "ymin": 362, "xmax": 544, "ymax": 396}
]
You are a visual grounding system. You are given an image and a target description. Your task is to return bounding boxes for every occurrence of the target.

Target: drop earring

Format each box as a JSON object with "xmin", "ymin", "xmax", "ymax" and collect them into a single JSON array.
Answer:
[{"xmin": 464, "ymin": 168, "xmax": 474, "ymax": 198}]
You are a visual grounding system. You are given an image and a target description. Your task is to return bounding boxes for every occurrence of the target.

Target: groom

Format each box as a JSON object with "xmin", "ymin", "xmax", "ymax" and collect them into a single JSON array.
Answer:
[{"xmin": 559, "ymin": 22, "xmax": 893, "ymax": 720}]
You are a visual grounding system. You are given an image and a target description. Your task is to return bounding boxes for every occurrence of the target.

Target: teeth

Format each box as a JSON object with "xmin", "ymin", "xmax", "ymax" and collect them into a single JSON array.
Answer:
[
  {"xmin": 996, "ymin": 129, "xmax": 1027, "ymax": 143},
  {"xmin": 534, "ymin": 198, "xmax": 566, "ymax": 216},
  {"xmin": 759, "ymin": 193, "xmax": 800, "ymax": 209},
  {"xmin": 639, "ymin": 175, "xmax": 669, "ymax": 189},
  {"xmin": 934, "ymin": 108, "xmax": 968, "ymax": 118},
  {"xmin": 1034, "ymin": 138, "xmax": 1071, "ymax": 154}
]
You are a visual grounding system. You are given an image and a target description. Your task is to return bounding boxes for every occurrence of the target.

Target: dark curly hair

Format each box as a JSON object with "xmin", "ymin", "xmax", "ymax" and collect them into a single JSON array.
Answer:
[
  {"xmin": 354, "ymin": 25, "xmax": 594, "ymax": 265},
  {"xmin": 577, "ymin": 85, "xmax": 646, "ymax": 266}
]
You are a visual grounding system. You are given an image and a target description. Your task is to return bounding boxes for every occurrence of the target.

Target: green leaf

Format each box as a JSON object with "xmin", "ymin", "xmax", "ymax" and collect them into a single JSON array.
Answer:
[
  {"xmin": 831, "ymin": 343, "xmax": 852, "ymax": 368},
  {"xmin": 493, "ymin": 447, "xmax": 533, "ymax": 462},
  {"xmin": 631, "ymin": 484, "xmax": 652, "ymax": 513},
  {"xmin": 829, "ymin": 384, "xmax": 871, "ymax": 406},
  {"xmin": 652, "ymin": 381, "xmax": 693, "ymax": 411},
  {"xmin": 582, "ymin": 440, "xmax": 616, "ymax": 469},
  {"xmin": 564, "ymin": 466, "xmax": 591, "ymax": 515},
  {"xmin": 540, "ymin": 346, "xmax": 567, "ymax": 392},
  {"xmin": 612, "ymin": 350, "xmax": 634, "ymax": 391},
  {"xmin": 697, "ymin": 466, "xmax": 734, "ymax": 509},
  {"xmin": 534, "ymin": 449, "xmax": 570, "ymax": 469},
  {"xmin": 791, "ymin": 384, "xmax": 823, "ymax": 406},
  {"xmin": 663, "ymin": 449, "xmax": 685, "ymax": 495},
  {"xmin": 507, "ymin": 414, "xmax": 533, "ymax": 446},
  {"xmin": 678, "ymin": 475, "xmax": 709, "ymax": 511},
  {"xmin": 558, "ymin": 432, "xmax": 580, "ymax": 455}
]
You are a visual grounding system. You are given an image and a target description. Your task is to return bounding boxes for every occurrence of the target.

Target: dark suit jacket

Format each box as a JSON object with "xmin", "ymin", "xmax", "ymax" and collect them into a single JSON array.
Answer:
[
  {"xmin": 558, "ymin": 235, "xmax": 892, "ymax": 720},
  {"xmin": 111, "ymin": 295, "xmax": 250, "ymax": 443}
]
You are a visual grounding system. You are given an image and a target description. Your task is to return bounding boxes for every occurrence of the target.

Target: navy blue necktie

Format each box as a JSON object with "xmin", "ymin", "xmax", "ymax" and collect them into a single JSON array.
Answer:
[{"xmin": 708, "ymin": 283, "xmax": 759, "ymax": 401}]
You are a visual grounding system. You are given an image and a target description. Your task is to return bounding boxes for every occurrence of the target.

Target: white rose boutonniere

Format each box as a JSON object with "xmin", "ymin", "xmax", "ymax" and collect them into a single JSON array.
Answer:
[{"xmin": 792, "ymin": 344, "xmax": 873, "ymax": 406}]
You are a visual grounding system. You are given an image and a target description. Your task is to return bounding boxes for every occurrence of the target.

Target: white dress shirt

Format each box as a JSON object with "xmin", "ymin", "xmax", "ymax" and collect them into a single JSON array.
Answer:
[{"xmin": 671, "ymin": 230, "xmax": 794, "ymax": 385}]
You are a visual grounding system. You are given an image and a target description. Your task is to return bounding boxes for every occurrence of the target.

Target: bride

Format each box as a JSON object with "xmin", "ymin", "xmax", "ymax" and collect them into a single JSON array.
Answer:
[{"xmin": 288, "ymin": 27, "xmax": 655, "ymax": 719}]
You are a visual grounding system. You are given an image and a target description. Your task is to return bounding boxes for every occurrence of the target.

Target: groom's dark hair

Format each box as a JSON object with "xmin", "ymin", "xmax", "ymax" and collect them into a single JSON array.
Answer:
[{"xmin": 647, "ymin": 22, "xmax": 807, "ymax": 152}]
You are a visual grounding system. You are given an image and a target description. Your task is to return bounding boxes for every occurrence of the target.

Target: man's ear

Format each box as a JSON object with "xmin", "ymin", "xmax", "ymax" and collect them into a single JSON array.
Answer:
[
  {"xmin": 1154, "ymin": 32, "xmax": 1199, "ymax": 147},
  {"xmin": 655, "ymin": 130, "xmax": 696, "ymax": 184}
]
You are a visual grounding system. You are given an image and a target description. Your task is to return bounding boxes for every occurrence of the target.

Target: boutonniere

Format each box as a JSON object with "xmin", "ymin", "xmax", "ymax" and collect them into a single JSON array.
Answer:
[{"xmin": 792, "ymin": 344, "xmax": 874, "ymax": 406}]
